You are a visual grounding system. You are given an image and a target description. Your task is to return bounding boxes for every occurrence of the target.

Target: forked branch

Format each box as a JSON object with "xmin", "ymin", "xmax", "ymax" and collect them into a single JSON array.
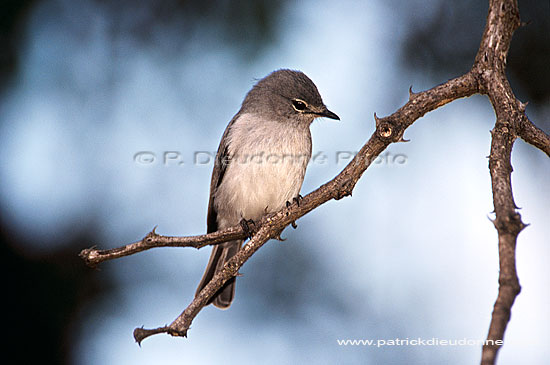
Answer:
[{"xmin": 80, "ymin": 1, "xmax": 548, "ymax": 364}]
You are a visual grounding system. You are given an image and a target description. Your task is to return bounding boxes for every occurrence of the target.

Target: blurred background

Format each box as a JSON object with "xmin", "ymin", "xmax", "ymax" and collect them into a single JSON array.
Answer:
[{"xmin": 1, "ymin": 0, "xmax": 548, "ymax": 364}]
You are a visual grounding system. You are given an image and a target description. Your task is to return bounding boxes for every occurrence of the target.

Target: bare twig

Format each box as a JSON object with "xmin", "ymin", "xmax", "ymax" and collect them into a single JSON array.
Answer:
[{"xmin": 79, "ymin": 226, "xmax": 246, "ymax": 268}]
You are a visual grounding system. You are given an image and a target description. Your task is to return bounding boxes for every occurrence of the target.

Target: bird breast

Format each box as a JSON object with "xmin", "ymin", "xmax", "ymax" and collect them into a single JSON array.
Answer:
[{"xmin": 214, "ymin": 113, "xmax": 312, "ymax": 226}]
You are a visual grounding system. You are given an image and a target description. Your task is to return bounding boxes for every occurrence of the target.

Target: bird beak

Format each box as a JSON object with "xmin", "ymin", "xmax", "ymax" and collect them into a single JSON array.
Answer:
[{"xmin": 317, "ymin": 107, "xmax": 340, "ymax": 120}]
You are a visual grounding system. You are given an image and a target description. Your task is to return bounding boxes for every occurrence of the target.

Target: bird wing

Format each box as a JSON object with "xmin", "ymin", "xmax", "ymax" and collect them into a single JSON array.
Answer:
[{"xmin": 206, "ymin": 114, "xmax": 239, "ymax": 233}]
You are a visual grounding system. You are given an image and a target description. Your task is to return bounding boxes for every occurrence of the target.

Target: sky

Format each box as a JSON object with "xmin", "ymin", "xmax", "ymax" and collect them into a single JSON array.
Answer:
[{"xmin": 0, "ymin": 0, "xmax": 548, "ymax": 364}]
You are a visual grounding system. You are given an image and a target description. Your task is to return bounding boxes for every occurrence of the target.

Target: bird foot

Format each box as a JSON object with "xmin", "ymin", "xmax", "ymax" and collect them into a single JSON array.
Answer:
[{"xmin": 240, "ymin": 218, "xmax": 257, "ymax": 239}]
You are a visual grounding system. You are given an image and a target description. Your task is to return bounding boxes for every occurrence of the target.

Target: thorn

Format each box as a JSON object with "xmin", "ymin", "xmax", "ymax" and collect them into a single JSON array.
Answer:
[
  {"xmin": 275, "ymin": 234, "xmax": 286, "ymax": 242},
  {"xmin": 520, "ymin": 19, "xmax": 532, "ymax": 27},
  {"xmin": 408, "ymin": 85, "xmax": 415, "ymax": 98},
  {"xmin": 291, "ymin": 221, "xmax": 297, "ymax": 229},
  {"xmin": 487, "ymin": 215, "xmax": 497, "ymax": 227},
  {"xmin": 398, "ymin": 137, "xmax": 410, "ymax": 143},
  {"xmin": 145, "ymin": 227, "xmax": 159, "ymax": 243},
  {"xmin": 374, "ymin": 112, "xmax": 381, "ymax": 126},
  {"xmin": 518, "ymin": 100, "xmax": 528, "ymax": 112}
]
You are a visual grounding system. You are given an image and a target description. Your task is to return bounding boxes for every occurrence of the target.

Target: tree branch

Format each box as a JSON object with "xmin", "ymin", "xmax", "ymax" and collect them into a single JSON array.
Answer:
[
  {"xmin": 470, "ymin": 1, "xmax": 530, "ymax": 364},
  {"xmin": 79, "ymin": 226, "xmax": 247, "ymax": 268},
  {"xmin": 80, "ymin": 1, "xmax": 548, "ymax": 363},
  {"xmin": 517, "ymin": 115, "xmax": 550, "ymax": 157},
  {"xmin": 128, "ymin": 73, "xmax": 478, "ymax": 344},
  {"xmin": 80, "ymin": 72, "xmax": 478, "ymax": 273}
]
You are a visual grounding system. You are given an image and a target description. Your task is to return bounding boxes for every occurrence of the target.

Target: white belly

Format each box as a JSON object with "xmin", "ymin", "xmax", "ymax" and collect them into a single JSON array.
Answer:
[{"xmin": 214, "ymin": 114, "xmax": 312, "ymax": 228}]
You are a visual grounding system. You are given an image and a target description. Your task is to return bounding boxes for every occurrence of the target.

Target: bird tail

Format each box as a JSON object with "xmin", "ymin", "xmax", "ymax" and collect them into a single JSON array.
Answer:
[{"xmin": 195, "ymin": 240, "xmax": 242, "ymax": 309}]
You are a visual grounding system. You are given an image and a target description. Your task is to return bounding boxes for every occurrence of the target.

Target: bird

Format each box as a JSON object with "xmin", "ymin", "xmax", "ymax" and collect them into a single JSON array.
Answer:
[{"xmin": 195, "ymin": 69, "xmax": 339, "ymax": 309}]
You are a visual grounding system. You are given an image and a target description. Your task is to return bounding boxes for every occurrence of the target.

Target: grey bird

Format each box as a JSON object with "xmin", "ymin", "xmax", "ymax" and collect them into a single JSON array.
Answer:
[{"xmin": 195, "ymin": 69, "xmax": 339, "ymax": 309}]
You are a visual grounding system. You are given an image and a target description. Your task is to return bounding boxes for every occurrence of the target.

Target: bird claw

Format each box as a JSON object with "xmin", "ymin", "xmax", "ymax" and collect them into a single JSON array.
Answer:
[
  {"xmin": 286, "ymin": 194, "xmax": 303, "ymax": 212},
  {"xmin": 240, "ymin": 218, "xmax": 257, "ymax": 238}
]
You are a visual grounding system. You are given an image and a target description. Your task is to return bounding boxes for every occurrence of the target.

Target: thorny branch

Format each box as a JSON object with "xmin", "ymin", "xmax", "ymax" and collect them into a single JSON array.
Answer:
[
  {"xmin": 79, "ymin": 226, "xmax": 246, "ymax": 268},
  {"xmin": 80, "ymin": 0, "xmax": 548, "ymax": 363},
  {"xmin": 471, "ymin": 1, "xmax": 543, "ymax": 364}
]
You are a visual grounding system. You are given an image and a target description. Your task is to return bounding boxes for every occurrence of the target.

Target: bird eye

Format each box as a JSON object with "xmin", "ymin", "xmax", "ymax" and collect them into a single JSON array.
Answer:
[{"xmin": 292, "ymin": 99, "xmax": 307, "ymax": 111}]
